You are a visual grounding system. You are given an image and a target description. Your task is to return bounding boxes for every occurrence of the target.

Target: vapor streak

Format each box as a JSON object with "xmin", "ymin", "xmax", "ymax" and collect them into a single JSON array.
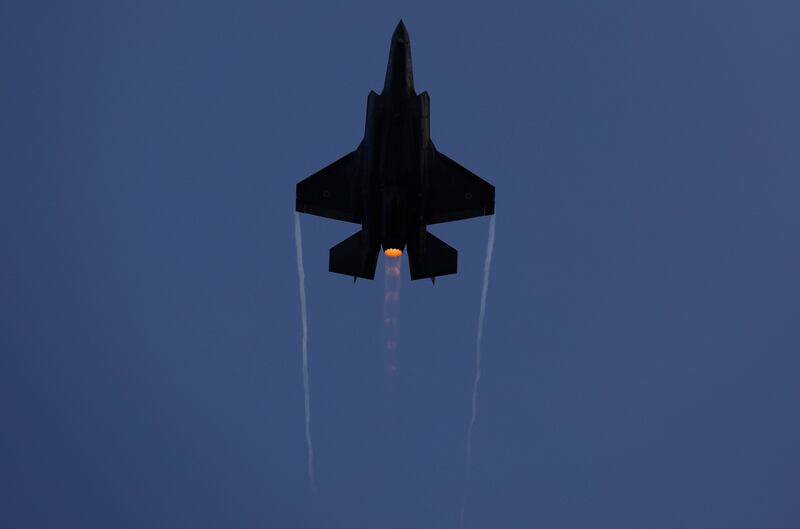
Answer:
[
  {"xmin": 294, "ymin": 213, "xmax": 316, "ymax": 494},
  {"xmin": 461, "ymin": 215, "xmax": 496, "ymax": 528}
]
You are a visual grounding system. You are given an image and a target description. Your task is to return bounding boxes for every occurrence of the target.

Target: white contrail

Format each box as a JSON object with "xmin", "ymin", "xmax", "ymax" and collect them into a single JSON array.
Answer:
[
  {"xmin": 294, "ymin": 212, "xmax": 316, "ymax": 494},
  {"xmin": 461, "ymin": 214, "xmax": 496, "ymax": 528}
]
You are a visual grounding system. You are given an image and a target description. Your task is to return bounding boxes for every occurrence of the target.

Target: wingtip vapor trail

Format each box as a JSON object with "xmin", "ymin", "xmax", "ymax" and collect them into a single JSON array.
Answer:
[
  {"xmin": 460, "ymin": 214, "xmax": 496, "ymax": 528},
  {"xmin": 294, "ymin": 212, "xmax": 317, "ymax": 495}
]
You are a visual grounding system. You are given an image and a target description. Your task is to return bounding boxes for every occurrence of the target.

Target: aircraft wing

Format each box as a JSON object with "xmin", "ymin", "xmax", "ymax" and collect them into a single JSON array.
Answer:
[
  {"xmin": 426, "ymin": 147, "xmax": 495, "ymax": 224},
  {"xmin": 296, "ymin": 150, "xmax": 361, "ymax": 223}
]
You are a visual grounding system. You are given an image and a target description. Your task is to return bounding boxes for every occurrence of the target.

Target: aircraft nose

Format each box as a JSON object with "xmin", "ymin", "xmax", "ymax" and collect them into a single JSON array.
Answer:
[{"xmin": 392, "ymin": 20, "xmax": 409, "ymax": 43}]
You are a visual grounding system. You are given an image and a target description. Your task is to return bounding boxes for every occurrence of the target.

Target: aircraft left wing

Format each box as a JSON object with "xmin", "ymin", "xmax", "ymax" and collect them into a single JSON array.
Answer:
[
  {"xmin": 426, "ymin": 146, "xmax": 495, "ymax": 224},
  {"xmin": 296, "ymin": 150, "xmax": 361, "ymax": 223}
]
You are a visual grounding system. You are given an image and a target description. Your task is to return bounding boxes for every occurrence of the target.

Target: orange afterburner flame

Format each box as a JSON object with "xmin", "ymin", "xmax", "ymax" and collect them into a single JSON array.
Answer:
[{"xmin": 384, "ymin": 248, "xmax": 403, "ymax": 258}]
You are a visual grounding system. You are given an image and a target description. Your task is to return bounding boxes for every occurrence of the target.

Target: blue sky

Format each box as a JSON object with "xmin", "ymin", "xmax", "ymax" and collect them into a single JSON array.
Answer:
[{"xmin": 1, "ymin": 1, "xmax": 799, "ymax": 528}]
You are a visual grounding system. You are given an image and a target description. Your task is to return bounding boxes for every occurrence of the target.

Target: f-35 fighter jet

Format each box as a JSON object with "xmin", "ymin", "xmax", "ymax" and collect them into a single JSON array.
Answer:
[{"xmin": 296, "ymin": 20, "xmax": 495, "ymax": 281}]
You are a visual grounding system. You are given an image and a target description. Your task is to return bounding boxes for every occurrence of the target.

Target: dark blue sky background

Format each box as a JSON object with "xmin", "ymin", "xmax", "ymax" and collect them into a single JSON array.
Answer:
[{"xmin": 2, "ymin": 1, "xmax": 799, "ymax": 528}]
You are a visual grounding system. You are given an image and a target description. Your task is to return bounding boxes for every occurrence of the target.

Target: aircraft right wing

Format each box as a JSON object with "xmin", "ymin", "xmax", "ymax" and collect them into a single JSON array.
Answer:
[
  {"xmin": 425, "ymin": 146, "xmax": 495, "ymax": 224},
  {"xmin": 296, "ymin": 150, "xmax": 361, "ymax": 223}
]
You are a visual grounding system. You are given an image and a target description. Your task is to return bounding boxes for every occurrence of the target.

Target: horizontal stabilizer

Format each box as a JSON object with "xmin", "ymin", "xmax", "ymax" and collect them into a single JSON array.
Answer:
[
  {"xmin": 408, "ymin": 231, "xmax": 457, "ymax": 281},
  {"xmin": 329, "ymin": 230, "xmax": 379, "ymax": 280}
]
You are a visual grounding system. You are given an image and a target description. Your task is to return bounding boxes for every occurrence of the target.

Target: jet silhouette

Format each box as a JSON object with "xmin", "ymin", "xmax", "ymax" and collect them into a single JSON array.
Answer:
[{"xmin": 296, "ymin": 20, "xmax": 495, "ymax": 281}]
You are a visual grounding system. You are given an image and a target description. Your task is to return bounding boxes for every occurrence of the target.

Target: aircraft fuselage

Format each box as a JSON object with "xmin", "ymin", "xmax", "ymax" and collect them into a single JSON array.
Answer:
[{"xmin": 296, "ymin": 21, "xmax": 494, "ymax": 281}]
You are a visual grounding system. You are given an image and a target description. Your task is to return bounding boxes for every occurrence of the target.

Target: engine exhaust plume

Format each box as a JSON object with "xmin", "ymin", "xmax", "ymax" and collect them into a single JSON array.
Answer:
[
  {"xmin": 460, "ymin": 214, "xmax": 496, "ymax": 528},
  {"xmin": 294, "ymin": 212, "xmax": 316, "ymax": 494},
  {"xmin": 384, "ymin": 255, "xmax": 402, "ymax": 378}
]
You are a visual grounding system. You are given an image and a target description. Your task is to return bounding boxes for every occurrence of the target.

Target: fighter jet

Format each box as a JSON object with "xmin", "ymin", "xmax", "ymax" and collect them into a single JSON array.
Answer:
[{"xmin": 296, "ymin": 20, "xmax": 495, "ymax": 281}]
